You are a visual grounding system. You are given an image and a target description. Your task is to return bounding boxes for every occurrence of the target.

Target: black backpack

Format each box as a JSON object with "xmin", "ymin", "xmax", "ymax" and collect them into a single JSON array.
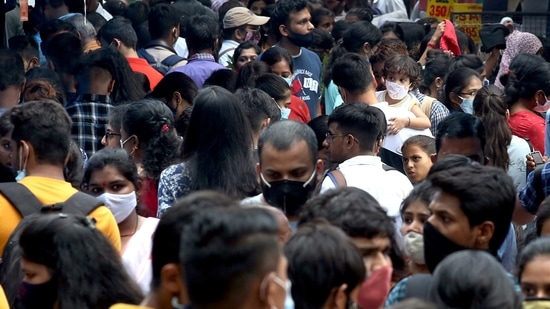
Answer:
[
  {"xmin": 137, "ymin": 48, "xmax": 186, "ymax": 75},
  {"xmin": 0, "ymin": 183, "xmax": 102, "ymax": 307}
]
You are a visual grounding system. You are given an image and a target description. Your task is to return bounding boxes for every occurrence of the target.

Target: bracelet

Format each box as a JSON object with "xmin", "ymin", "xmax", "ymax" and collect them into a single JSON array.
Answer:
[
  {"xmin": 427, "ymin": 41, "xmax": 437, "ymax": 49},
  {"xmin": 407, "ymin": 117, "xmax": 411, "ymax": 127}
]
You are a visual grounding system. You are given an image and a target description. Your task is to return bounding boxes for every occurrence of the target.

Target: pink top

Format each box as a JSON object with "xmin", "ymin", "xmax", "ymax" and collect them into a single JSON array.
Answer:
[{"xmin": 508, "ymin": 110, "xmax": 545, "ymax": 153}]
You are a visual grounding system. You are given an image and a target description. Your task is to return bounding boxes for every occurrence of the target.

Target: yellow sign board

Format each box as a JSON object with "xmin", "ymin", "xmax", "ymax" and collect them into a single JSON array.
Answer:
[
  {"xmin": 453, "ymin": 3, "xmax": 483, "ymax": 44},
  {"xmin": 427, "ymin": 0, "xmax": 452, "ymax": 20}
]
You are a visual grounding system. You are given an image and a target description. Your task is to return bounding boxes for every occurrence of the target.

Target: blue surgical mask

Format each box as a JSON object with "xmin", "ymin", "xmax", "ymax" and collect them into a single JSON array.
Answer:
[
  {"xmin": 283, "ymin": 76, "xmax": 293, "ymax": 87},
  {"xmin": 281, "ymin": 107, "xmax": 291, "ymax": 120},
  {"xmin": 458, "ymin": 96, "xmax": 474, "ymax": 114}
]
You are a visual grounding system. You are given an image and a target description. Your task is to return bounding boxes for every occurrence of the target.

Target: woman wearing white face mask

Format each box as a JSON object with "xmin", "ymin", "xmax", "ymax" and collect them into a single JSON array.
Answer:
[
  {"xmin": 399, "ymin": 181, "xmax": 435, "ymax": 275},
  {"xmin": 81, "ymin": 148, "xmax": 159, "ymax": 294}
]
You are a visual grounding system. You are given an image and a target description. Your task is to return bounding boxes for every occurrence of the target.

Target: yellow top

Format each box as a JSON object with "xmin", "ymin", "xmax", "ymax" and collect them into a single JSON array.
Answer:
[
  {"xmin": 109, "ymin": 304, "xmax": 153, "ymax": 309},
  {"xmin": 0, "ymin": 176, "xmax": 121, "ymax": 254},
  {"xmin": 0, "ymin": 286, "xmax": 8, "ymax": 309}
]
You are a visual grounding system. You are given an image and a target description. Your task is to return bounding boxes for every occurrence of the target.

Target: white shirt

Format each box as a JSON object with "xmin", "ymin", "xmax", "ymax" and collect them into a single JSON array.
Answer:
[
  {"xmin": 320, "ymin": 155, "xmax": 412, "ymax": 218},
  {"xmin": 372, "ymin": 101, "xmax": 432, "ymax": 155},
  {"xmin": 218, "ymin": 39, "xmax": 239, "ymax": 68},
  {"xmin": 507, "ymin": 135, "xmax": 530, "ymax": 192}
]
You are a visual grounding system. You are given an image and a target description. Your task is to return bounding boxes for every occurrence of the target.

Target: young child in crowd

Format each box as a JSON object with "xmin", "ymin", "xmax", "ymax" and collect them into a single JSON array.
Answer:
[
  {"xmin": 401, "ymin": 135, "xmax": 435, "ymax": 184},
  {"xmin": 377, "ymin": 55, "xmax": 431, "ymax": 135}
]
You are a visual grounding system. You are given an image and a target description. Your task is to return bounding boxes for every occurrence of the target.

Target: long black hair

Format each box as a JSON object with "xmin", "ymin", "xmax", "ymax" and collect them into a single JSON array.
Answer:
[
  {"xmin": 18, "ymin": 214, "xmax": 143, "ymax": 308},
  {"xmin": 182, "ymin": 86, "xmax": 259, "ymax": 198},
  {"xmin": 121, "ymin": 99, "xmax": 182, "ymax": 180}
]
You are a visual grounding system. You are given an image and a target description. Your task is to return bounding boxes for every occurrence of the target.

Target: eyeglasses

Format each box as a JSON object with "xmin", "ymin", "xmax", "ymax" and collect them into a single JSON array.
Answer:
[
  {"xmin": 459, "ymin": 90, "xmax": 478, "ymax": 97},
  {"xmin": 104, "ymin": 131, "xmax": 121, "ymax": 139},
  {"xmin": 325, "ymin": 131, "xmax": 346, "ymax": 142}
]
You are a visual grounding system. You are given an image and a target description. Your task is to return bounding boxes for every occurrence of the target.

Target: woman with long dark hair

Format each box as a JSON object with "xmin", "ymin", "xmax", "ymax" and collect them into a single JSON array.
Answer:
[
  {"xmin": 473, "ymin": 85, "xmax": 531, "ymax": 191},
  {"xmin": 119, "ymin": 100, "xmax": 182, "ymax": 217},
  {"xmin": 157, "ymin": 86, "xmax": 258, "ymax": 217},
  {"xmin": 17, "ymin": 214, "xmax": 143, "ymax": 309}
]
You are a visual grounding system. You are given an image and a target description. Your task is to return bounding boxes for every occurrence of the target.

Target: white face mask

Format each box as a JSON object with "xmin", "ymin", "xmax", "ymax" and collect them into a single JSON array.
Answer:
[
  {"xmin": 403, "ymin": 231, "xmax": 425, "ymax": 265},
  {"xmin": 97, "ymin": 191, "xmax": 137, "ymax": 223},
  {"xmin": 385, "ymin": 80, "xmax": 410, "ymax": 100},
  {"xmin": 282, "ymin": 76, "xmax": 293, "ymax": 87}
]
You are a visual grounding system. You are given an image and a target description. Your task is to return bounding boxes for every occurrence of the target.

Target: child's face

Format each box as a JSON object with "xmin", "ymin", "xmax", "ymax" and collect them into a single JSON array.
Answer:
[
  {"xmin": 402, "ymin": 144, "xmax": 432, "ymax": 184},
  {"xmin": 385, "ymin": 71, "xmax": 411, "ymax": 89}
]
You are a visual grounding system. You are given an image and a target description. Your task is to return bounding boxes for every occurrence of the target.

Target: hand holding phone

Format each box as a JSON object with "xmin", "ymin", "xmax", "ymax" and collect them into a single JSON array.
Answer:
[{"xmin": 530, "ymin": 151, "xmax": 545, "ymax": 165}]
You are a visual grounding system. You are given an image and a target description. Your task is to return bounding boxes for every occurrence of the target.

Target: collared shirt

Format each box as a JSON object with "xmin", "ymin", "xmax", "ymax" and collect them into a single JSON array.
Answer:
[
  {"xmin": 520, "ymin": 162, "xmax": 550, "ymax": 214},
  {"xmin": 66, "ymin": 94, "xmax": 113, "ymax": 158},
  {"xmin": 320, "ymin": 155, "xmax": 412, "ymax": 218},
  {"xmin": 168, "ymin": 53, "xmax": 225, "ymax": 89}
]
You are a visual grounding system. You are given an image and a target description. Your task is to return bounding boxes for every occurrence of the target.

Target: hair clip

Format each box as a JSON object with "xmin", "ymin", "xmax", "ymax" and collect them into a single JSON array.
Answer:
[{"xmin": 161, "ymin": 124, "xmax": 170, "ymax": 133}]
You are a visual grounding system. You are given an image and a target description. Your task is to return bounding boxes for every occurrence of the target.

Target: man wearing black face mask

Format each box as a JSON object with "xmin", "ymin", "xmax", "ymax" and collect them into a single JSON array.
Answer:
[
  {"xmin": 384, "ymin": 164, "xmax": 519, "ymax": 307},
  {"xmin": 242, "ymin": 120, "xmax": 323, "ymax": 226},
  {"xmin": 261, "ymin": 0, "xmax": 322, "ymax": 119}
]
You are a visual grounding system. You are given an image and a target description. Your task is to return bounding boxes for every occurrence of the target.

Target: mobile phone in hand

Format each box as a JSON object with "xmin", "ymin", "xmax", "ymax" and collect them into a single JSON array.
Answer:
[{"xmin": 531, "ymin": 151, "xmax": 545, "ymax": 165}]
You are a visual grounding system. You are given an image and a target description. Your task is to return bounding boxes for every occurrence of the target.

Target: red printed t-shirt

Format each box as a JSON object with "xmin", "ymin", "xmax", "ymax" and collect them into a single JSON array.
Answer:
[
  {"xmin": 508, "ymin": 110, "xmax": 545, "ymax": 153},
  {"xmin": 289, "ymin": 95, "xmax": 311, "ymax": 123},
  {"xmin": 126, "ymin": 57, "xmax": 163, "ymax": 90}
]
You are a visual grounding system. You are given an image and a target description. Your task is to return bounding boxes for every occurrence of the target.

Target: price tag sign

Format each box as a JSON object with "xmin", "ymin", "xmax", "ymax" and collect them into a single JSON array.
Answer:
[
  {"xmin": 453, "ymin": 3, "xmax": 483, "ymax": 44},
  {"xmin": 427, "ymin": 0, "xmax": 452, "ymax": 20}
]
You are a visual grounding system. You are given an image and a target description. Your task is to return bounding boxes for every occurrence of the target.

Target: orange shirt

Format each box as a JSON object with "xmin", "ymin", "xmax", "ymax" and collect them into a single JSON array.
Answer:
[
  {"xmin": 0, "ymin": 176, "xmax": 121, "ymax": 255},
  {"xmin": 126, "ymin": 57, "xmax": 164, "ymax": 90}
]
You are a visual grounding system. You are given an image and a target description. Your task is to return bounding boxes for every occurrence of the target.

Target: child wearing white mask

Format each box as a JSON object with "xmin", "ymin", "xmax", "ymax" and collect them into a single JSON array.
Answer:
[
  {"xmin": 81, "ymin": 148, "xmax": 159, "ymax": 295},
  {"xmin": 399, "ymin": 181, "xmax": 435, "ymax": 275},
  {"xmin": 376, "ymin": 55, "xmax": 431, "ymax": 135}
]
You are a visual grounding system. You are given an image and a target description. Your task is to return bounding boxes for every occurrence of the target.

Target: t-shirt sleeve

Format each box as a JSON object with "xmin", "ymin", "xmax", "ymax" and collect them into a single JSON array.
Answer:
[
  {"xmin": 89, "ymin": 206, "xmax": 122, "ymax": 252},
  {"xmin": 320, "ymin": 175, "xmax": 336, "ymax": 193}
]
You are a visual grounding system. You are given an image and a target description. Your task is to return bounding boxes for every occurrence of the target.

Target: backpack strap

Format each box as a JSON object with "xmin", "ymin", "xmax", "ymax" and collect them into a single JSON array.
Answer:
[
  {"xmin": 327, "ymin": 170, "xmax": 347, "ymax": 188},
  {"xmin": 137, "ymin": 48, "xmax": 156, "ymax": 65},
  {"xmin": 61, "ymin": 192, "xmax": 103, "ymax": 216},
  {"xmin": 404, "ymin": 274, "xmax": 433, "ymax": 300},
  {"xmin": 0, "ymin": 183, "xmax": 43, "ymax": 217},
  {"xmin": 161, "ymin": 54, "xmax": 186, "ymax": 68}
]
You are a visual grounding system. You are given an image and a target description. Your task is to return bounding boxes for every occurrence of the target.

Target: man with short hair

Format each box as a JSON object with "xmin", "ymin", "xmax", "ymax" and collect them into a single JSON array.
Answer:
[
  {"xmin": 0, "ymin": 49, "xmax": 25, "ymax": 115},
  {"xmin": 65, "ymin": 14, "xmax": 101, "ymax": 53},
  {"xmin": 180, "ymin": 207, "xmax": 287, "ymax": 309},
  {"xmin": 41, "ymin": 31, "xmax": 82, "ymax": 106},
  {"xmin": 385, "ymin": 164, "xmax": 518, "ymax": 306},
  {"xmin": 320, "ymin": 103, "xmax": 412, "ymax": 219},
  {"xmin": 332, "ymin": 53, "xmax": 431, "ymax": 172},
  {"xmin": 139, "ymin": 4, "xmax": 186, "ymax": 75},
  {"xmin": 298, "ymin": 187, "xmax": 396, "ymax": 309},
  {"xmin": 0, "ymin": 100, "xmax": 120, "ymax": 255},
  {"xmin": 243, "ymin": 120, "xmax": 324, "ymax": 224},
  {"xmin": 235, "ymin": 87, "xmax": 281, "ymax": 152},
  {"xmin": 8, "ymin": 35, "xmax": 40, "ymax": 72},
  {"xmin": 285, "ymin": 221, "xmax": 366, "ymax": 308},
  {"xmin": 265, "ymin": 0, "xmax": 322, "ymax": 119},
  {"xmin": 168, "ymin": 14, "xmax": 225, "ymax": 89},
  {"xmin": 219, "ymin": 7, "xmax": 269, "ymax": 67},
  {"xmin": 98, "ymin": 17, "xmax": 163, "ymax": 89}
]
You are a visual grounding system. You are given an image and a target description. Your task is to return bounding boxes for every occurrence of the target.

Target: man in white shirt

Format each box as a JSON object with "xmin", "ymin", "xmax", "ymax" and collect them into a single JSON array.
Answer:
[
  {"xmin": 320, "ymin": 103, "xmax": 412, "ymax": 219},
  {"xmin": 219, "ymin": 7, "xmax": 269, "ymax": 67}
]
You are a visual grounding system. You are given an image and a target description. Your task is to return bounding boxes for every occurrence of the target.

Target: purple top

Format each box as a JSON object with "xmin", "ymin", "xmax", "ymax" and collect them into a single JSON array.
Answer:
[{"xmin": 167, "ymin": 53, "xmax": 225, "ymax": 89}]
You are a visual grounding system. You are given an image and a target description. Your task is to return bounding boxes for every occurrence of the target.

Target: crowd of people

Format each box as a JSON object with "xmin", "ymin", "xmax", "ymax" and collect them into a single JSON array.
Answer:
[{"xmin": 1, "ymin": 0, "xmax": 550, "ymax": 308}]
